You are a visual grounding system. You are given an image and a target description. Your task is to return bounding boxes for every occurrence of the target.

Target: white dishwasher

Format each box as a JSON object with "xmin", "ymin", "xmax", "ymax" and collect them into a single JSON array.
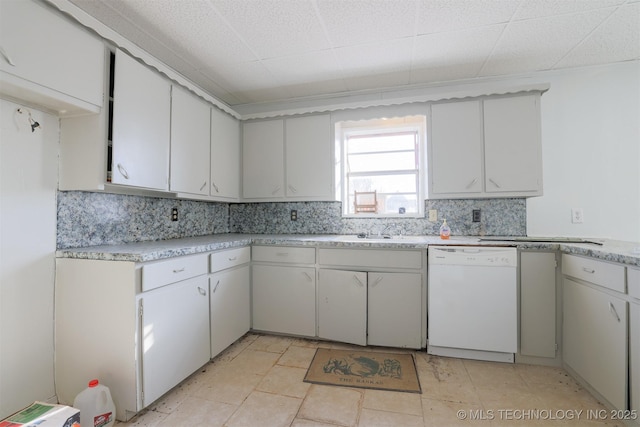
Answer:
[{"xmin": 428, "ymin": 246, "xmax": 518, "ymax": 363}]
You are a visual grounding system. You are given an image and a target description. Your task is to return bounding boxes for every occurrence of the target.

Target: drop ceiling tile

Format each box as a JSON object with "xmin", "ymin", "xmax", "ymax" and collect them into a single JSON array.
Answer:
[
  {"xmin": 411, "ymin": 25, "xmax": 504, "ymax": 83},
  {"xmin": 343, "ymin": 70, "xmax": 412, "ymax": 92},
  {"xmin": 209, "ymin": 0, "xmax": 330, "ymax": 60},
  {"xmin": 262, "ymin": 50, "xmax": 343, "ymax": 85},
  {"xmin": 513, "ymin": 0, "xmax": 625, "ymax": 20},
  {"xmin": 555, "ymin": 3, "xmax": 640, "ymax": 68},
  {"xmin": 334, "ymin": 38, "xmax": 414, "ymax": 76},
  {"xmin": 480, "ymin": 8, "xmax": 613, "ymax": 76},
  {"xmin": 316, "ymin": 0, "xmax": 417, "ymax": 47},
  {"xmin": 415, "ymin": 0, "xmax": 519, "ymax": 35},
  {"xmin": 284, "ymin": 78, "xmax": 351, "ymax": 99}
]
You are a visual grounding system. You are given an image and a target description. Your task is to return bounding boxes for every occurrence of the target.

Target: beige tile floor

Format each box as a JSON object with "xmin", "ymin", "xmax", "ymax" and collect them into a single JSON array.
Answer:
[{"xmin": 115, "ymin": 333, "xmax": 621, "ymax": 427}]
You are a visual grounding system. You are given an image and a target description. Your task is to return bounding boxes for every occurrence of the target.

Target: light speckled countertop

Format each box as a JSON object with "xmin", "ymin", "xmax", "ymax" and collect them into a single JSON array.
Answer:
[{"xmin": 56, "ymin": 234, "xmax": 640, "ymax": 267}]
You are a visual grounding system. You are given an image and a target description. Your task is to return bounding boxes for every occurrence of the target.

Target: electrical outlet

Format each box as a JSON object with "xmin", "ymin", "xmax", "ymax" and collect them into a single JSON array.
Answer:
[
  {"xmin": 171, "ymin": 208, "xmax": 178, "ymax": 222},
  {"xmin": 428, "ymin": 209, "xmax": 438, "ymax": 222},
  {"xmin": 472, "ymin": 209, "xmax": 481, "ymax": 222},
  {"xmin": 290, "ymin": 210, "xmax": 297, "ymax": 221},
  {"xmin": 571, "ymin": 208, "xmax": 583, "ymax": 224}
]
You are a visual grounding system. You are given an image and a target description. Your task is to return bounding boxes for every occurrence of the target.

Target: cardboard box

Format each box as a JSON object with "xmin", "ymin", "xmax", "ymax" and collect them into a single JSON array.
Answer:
[{"xmin": 0, "ymin": 402, "xmax": 80, "ymax": 427}]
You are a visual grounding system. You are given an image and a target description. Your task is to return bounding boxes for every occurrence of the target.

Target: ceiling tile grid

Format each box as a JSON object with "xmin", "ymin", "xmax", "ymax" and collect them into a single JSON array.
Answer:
[{"xmin": 67, "ymin": 0, "xmax": 640, "ymax": 107}]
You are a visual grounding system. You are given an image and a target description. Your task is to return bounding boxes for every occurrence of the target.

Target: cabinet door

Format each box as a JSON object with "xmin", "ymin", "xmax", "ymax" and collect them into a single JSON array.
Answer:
[
  {"xmin": 252, "ymin": 265, "xmax": 315, "ymax": 336},
  {"xmin": 429, "ymin": 100, "xmax": 483, "ymax": 195},
  {"xmin": 520, "ymin": 252, "xmax": 556, "ymax": 358},
  {"xmin": 563, "ymin": 278, "xmax": 627, "ymax": 409},
  {"xmin": 111, "ymin": 49, "xmax": 171, "ymax": 190},
  {"xmin": 318, "ymin": 269, "xmax": 367, "ymax": 346},
  {"xmin": 242, "ymin": 120, "xmax": 284, "ymax": 198},
  {"xmin": 210, "ymin": 266, "xmax": 250, "ymax": 358},
  {"xmin": 140, "ymin": 275, "xmax": 210, "ymax": 407},
  {"xmin": 285, "ymin": 115, "xmax": 332, "ymax": 199},
  {"xmin": 170, "ymin": 86, "xmax": 210, "ymax": 195},
  {"xmin": 484, "ymin": 95, "xmax": 541, "ymax": 194},
  {"xmin": 0, "ymin": 0, "xmax": 104, "ymax": 110},
  {"xmin": 210, "ymin": 108, "xmax": 240, "ymax": 200},
  {"xmin": 368, "ymin": 272, "xmax": 422, "ymax": 349}
]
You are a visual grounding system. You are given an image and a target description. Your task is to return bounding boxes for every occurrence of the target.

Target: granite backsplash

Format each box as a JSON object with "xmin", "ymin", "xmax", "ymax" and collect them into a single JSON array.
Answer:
[{"xmin": 57, "ymin": 191, "xmax": 526, "ymax": 249}]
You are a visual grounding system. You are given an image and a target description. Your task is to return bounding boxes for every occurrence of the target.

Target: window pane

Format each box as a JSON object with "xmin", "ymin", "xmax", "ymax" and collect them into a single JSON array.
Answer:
[
  {"xmin": 348, "ymin": 151, "xmax": 415, "ymax": 173},
  {"xmin": 348, "ymin": 133, "xmax": 415, "ymax": 153},
  {"xmin": 349, "ymin": 174, "xmax": 416, "ymax": 193},
  {"xmin": 381, "ymin": 194, "xmax": 417, "ymax": 214}
]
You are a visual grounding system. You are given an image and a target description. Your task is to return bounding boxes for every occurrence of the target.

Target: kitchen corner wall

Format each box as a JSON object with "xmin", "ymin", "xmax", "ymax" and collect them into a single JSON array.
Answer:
[{"xmin": 57, "ymin": 191, "xmax": 525, "ymax": 248}]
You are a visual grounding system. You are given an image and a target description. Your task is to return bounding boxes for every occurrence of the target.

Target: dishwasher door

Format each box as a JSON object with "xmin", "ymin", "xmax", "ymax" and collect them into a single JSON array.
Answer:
[{"xmin": 428, "ymin": 246, "xmax": 518, "ymax": 362}]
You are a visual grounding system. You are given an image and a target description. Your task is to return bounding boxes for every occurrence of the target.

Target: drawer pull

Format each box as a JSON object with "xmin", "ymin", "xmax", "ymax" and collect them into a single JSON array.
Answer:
[
  {"xmin": 582, "ymin": 267, "xmax": 596, "ymax": 274},
  {"xmin": 117, "ymin": 163, "xmax": 130, "ymax": 180},
  {"xmin": 213, "ymin": 280, "xmax": 220, "ymax": 293},
  {"xmin": 197, "ymin": 286, "xmax": 207, "ymax": 296},
  {"xmin": 609, "ymin": 302, "xmax": 621, "ymax": 322},
  {"xmin": 228, "ymin": 256, "xmax": 237, "ymax": 261},
  {"xmin": 173, "ymin": 268, "xmax": 186, "ymax": 273},
  {"xmin": 465, "ymin": 178, "xmax": 477, "ymax": 189},
  {"xmin": 371, "ymin": 276, "xmax": 383, "ymax": 287},
  {"xmin": 276, "ymin": 252, "xmax": 289, "ymax": 257},
  {"xmin": 353, "ymin": 275, "xmax": 365, "ymax": 287}
]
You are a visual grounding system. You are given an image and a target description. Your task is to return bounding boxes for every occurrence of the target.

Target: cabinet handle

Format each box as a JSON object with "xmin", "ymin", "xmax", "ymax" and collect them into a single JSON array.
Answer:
[
  {"xmin": 352, "ymin": 275, "xmax": 365, "ymax": 287},
  {"xmin": 276, "ymin": 252, "xmax": 289, "ymax": 257},
  {"xmin": 288, "ymin": 185, "xmax": 298, "ymax": 194},
  {"xmin": 0, "ymin": 46, "xmax": 15, "ymax": 66},
  {"xmin": 211, "ymin": 182, "xmax": 219, "ymax": 193},
  {"xmin": 488, "ymin": 178, "xmax": 501, "ymax": 189},
  {"xmin": 197, "ymin": 286, "xmax": 207, "ymax": 296},
  {"xmin": 117, "ymin": 163, "xmax": 130, "ymax": 180},
  {"xmin": 271, "ymin": 186, "xmax": 281, "ymax": 195},
  {"xmin": 173, "ymin": 267, "xmax": 185, "ymax": 273},
  {"xmin": 302, "ymin": 271, "xmax": 313, "ymax": 282},
  {"xmin": 582, "ymin": 267, "xmax": 596, "ymax": 274},
  {"xmin": 370, "ymin": 276, "xmax": 383, "ymax": 287},
  {"xmin": 465, "ymin": 178, "xmax": 478, "ymax": 189},
  {"xmin": 228, "ymin": 256, "xmax": 237, "ymax": 261},
  {"xmin": 200, "ymin": 181, "xmax": 207, "ymax": 191},
  {"xmin": 213, "ymin": 280, "xmax": 220, "ymax": 293},
  {"xmin": 609, "ymin": 302, "xmax": 621, "ymax": 322}
]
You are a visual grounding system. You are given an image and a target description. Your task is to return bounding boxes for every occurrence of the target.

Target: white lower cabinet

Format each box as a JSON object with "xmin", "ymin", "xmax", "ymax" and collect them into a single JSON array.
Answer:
[
  {"xmin": 562, "ymin": 254, "xmax": 628, "ymax": 410},
  {"xmin": 139, "ymin": 275, "xmax": 210, "ymax": 407},
  {"xmin": 252, "ymin": 264, "xmax": 316, "ymax": 337},
  {"xmin": 318, "ymin": 269, "xmax": 367, "ymax": 346},
  {"xmin": 209, "ymin": 247, "xmax": 251, "ymax": 358}
]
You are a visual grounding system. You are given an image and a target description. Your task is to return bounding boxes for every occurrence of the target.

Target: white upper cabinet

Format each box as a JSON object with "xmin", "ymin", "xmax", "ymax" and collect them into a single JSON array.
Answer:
[
  {"xmin": 429, "ymin": 100, "xmax": 483, "ymax": 195},
  {"xmin": 242, "ymin": 119, "xmax": 285, "ymax": 199},
  {"xmin": 484, "ymin": 95, "xmax": 542, "ymax": 194},
  {"xmin": 285, "ymin": 114, "xmax": 332, "ymax": 199},
  {"xmin": 428, "ymin": 93, "xmax": 543, "ymax": 199},
  {"xmin": 211, "ymin": 108, "xmax": 241, "ymax": 200},
  {"xmin": 0, "ymin": 0, "xmax": 104, "ymax": 115},
  {"xmin": 242, "ymin": 114, "xmax": 333, "ymax": 201},
  {"xmin": 111, "ymin": 49, "xmax": 171, "ymax": 190},
  {"xmin": 170, "ymin": 86, "xmax": 211, "ymax": 196}
]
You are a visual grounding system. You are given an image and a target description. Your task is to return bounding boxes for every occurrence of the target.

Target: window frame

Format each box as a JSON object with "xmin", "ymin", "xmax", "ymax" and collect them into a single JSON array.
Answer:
[{"xmin": 336, "ymin": 116, "xmax": 427, "ymax": 218}]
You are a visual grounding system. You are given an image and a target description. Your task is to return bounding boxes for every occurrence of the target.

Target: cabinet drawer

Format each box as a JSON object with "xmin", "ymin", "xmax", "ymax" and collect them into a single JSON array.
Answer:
[
  {"xmin": 252, "ymin": 246, "xmax": 315, "ymax": 264},
  {"xmin": 561, "ymin": 254, "xmax": 625, "ymax": 293},
  {"xmin": 210, "ymin": 246, "xmax": 251, "ymax": 272},
  {"xmin": 629, "ymin": 267, "xmax": 640, "ymax": 300},
  {"xmin": 142, "ymin": 253, "xmax": 208, "ymax": 291},
  {"xmin": 318, "ymin": 248, "xmax": 422, "ymax": 269}
]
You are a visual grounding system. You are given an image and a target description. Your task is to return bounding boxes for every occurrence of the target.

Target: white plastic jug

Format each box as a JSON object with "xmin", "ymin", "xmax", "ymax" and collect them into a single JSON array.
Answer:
[{"xmin": 73, "ymin": 379, "xmax": 116, "ymax": 427}]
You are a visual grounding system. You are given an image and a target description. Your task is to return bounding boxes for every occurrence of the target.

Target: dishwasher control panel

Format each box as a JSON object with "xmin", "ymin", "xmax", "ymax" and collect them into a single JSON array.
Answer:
[{"xmin": 428, "ymin": 246, "xmax": 518, "ymax": 267}]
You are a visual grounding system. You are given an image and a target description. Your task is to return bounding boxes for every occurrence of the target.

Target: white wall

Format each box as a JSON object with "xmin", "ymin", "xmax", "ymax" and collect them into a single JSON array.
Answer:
[
  {"xmin": 526, "ymin": 61, "xmax": 640, "ymax": 242},
  {"xmin": 0, "ymin": 99, "xmax": 58, "ymax": 417}
]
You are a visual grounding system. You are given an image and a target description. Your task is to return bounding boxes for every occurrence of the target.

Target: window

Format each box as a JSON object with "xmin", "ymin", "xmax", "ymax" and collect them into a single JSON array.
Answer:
[{"xmin": 336, "ymin": 116, "xmax": 426, "ymax": 217}]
